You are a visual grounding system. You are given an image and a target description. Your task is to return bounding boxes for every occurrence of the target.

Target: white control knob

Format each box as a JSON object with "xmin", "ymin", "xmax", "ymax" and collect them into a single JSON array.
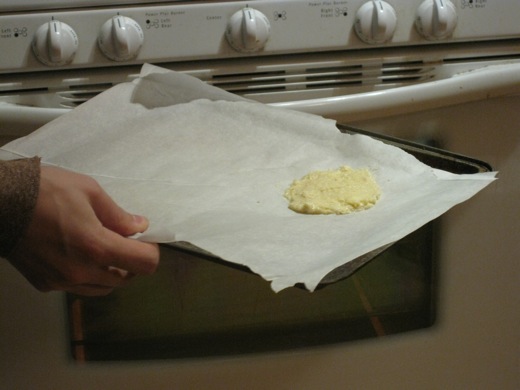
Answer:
[
  {"xmin": 32, "ymin": 20, "xmax": 79, "ymax": 66},
  {"xmin": 355, "ymin": 1, "xmax": 397, "ymax": 44},
  {"xmin": 416, "ymin": 0, "xmax": 457, "ymax": 40},
  {"xmin": 98, "ymin": 15, "xmax": 144, "ymax": 61},
  {"xmin": 226, "ymin": 8, "xmax": 271, "ymax": 52}
]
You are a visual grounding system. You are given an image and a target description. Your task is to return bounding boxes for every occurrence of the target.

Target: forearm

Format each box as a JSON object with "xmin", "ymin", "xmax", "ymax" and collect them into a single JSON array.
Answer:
[{"xmin": 0, "ymin": 157, "xmax": 41, "ymax": 257}]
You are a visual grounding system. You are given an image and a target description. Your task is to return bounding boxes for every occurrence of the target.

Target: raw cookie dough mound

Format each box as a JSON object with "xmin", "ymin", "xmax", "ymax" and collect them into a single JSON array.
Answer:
[{"xmin": 284, "ymin": 166, "xmax": 381, "ymax": 215}]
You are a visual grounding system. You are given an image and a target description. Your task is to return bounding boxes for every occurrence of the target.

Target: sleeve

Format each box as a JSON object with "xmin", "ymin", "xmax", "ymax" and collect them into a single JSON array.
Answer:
[{"xmin": 0, "ymin": 157, "xmax": 41, "ymax": 258}]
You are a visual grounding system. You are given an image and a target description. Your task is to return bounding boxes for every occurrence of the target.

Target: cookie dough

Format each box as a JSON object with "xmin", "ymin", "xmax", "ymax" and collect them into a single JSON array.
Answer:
[{"xmin": 284, "ymin": 166, "xmax": 381, "ymax": 215}]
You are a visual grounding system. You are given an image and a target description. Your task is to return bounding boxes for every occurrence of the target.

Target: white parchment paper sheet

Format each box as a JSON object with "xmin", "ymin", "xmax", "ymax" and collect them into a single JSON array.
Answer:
[{"xmin": 1, "ymin": 65, "xmax": 496, "ymax": 291}]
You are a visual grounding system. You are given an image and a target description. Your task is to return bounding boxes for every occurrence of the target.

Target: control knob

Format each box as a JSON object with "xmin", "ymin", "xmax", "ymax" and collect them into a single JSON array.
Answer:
[
  {"xmin": 226, "ymin": 8, "xmax": 271, "ymax": 52},
  {"xmin": 98, "ymin": 15, "xmax": 144, "ymax": 61},
  {"xmin": 416, "ymin": 0, "xmax": 457, "ymax": 40},
  {"xmin": 32, "ymin": 20, "xmax": 79, "ymax": 66},
  {"xmin": 355, "ymin": 1, "xmax": 397, "ymax": 44}
]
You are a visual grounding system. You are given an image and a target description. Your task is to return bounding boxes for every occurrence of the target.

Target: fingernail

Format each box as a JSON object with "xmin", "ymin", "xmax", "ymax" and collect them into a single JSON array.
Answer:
[{"xmin": 133, "ymin": 214, "xmax": 146, "ymax": 224}]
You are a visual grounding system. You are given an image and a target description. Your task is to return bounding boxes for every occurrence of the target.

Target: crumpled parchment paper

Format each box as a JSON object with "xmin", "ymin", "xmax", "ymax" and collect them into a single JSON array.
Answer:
[{"xmin": 1, "ymin": 64, "xmax": 496, "ymax": 292}]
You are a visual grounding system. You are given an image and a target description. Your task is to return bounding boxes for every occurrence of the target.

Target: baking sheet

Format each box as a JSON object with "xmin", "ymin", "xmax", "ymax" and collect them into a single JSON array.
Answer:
[{"xmin": 0, "ymin": 64, "xmax": 497, "ymax": 292}]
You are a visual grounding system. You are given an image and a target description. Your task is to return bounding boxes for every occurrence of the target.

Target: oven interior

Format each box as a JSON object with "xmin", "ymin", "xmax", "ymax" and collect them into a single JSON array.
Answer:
[{"xmin": 67, "ymin": 126, "xmax": 491, "ymax": 362}]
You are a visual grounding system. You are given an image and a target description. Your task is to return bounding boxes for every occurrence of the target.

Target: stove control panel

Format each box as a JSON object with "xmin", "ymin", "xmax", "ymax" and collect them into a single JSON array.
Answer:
[{"xmin": 0, "ymin": 0, "xmax": 519, "ymax": 73}]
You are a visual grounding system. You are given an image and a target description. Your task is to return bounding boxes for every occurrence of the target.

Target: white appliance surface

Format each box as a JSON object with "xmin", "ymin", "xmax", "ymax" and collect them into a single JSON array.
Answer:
[{"xmin": 0, "ymin": 0, "xmax": 519, "ymax": 388}]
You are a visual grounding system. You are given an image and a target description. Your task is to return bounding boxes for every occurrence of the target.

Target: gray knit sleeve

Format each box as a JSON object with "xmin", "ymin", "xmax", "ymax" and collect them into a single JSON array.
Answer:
[{"xmin": 0, "ymin": 157, "xmax": 41, "ymax": 258}]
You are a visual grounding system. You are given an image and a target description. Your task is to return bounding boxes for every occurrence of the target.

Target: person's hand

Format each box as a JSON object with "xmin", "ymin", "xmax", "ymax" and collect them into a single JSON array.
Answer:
[{"xmin": 8, "ymin": 166, "xmax": 160, "ymax": 296}]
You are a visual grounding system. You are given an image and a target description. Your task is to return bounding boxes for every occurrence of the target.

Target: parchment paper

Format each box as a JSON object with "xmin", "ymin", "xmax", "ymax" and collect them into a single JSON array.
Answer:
[{"xmin": 1, "ymin": 64, "xmax": 496, "ymax": 292}]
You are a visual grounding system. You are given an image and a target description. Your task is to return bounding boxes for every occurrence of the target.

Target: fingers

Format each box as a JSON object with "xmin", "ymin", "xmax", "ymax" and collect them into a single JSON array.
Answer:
[
  {"xmin": 85, "ymin": 179, "xmax": 160, "ymax": 275},
  {"xmin": 65, "ymin": 264, "xmax": 140, "ymax": 296},
  {"xmin": 98, "ymin": 229, "xmax": 160, "ymax": 275},
  {"xmin": 65, "ymin": 280, "xmax": 123, "ymax": 297},
  {"xmin": 12, "ymin": 250, "xmax": 135, "ymax": 296},
  {"xmin": 68, "ymin": 285, "xmax": 115, "ymax": 297}
]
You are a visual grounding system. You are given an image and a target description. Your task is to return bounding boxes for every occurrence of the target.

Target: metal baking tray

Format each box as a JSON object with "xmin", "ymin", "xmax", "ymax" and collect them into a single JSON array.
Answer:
[{"xmin": 167, "ymin": 125, "xmax": 492, "ymax": 286}]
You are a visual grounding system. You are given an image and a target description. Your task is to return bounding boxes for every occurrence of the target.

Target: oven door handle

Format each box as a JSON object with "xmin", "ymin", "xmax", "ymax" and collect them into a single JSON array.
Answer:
[{"xmin": 270, "ymin": 62, "xmax": 520, "ymax": 122}]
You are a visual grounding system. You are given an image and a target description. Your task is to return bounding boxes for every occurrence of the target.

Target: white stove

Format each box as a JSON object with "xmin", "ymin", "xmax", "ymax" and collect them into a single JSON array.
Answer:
[{"xmin": 1, "ymin": 1, "xmax": 520, "ymax": 389}]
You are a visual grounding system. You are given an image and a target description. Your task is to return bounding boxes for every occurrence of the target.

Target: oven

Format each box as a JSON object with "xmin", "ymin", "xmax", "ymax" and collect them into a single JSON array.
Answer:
[{"xmin": 1, "ymin": 0, "xmax": 519, "ymax": 388}]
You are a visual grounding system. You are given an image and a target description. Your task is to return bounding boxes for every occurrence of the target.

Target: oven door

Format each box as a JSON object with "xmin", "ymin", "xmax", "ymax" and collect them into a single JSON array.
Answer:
[{"xmin": 58, "ymin": 55, "xmax": 515, "ymax": 360}]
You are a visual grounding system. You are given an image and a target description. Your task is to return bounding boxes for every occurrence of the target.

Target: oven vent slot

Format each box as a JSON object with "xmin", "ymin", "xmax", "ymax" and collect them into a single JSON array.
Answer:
[
  {"xmin": 0, "ymin": 87, "xmax": 49, "ymax": 95},
  {"xmin": 211, "ymin": 70, "xmax": 288, "ymax": 94},
  {"xmin": 442, "ymin": 52, "xmax": 520, "ymax": 64},
  {"xmin": 208, "ymin": 61, "xmax": 434, "ymax": 97},
  {"xmin": 57, "ymin": 83, "xmax": 113, "ymax": 108}
]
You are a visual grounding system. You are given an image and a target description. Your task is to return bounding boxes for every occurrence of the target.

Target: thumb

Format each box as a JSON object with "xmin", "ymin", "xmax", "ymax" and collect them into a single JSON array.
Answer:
[
  {"xmin": 114, "ymin": 213, "xmax": 150, "ymax": 237},
  {"xmin": 90, "ymin": 186, "xmax": 150, "ymax": 237}
]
